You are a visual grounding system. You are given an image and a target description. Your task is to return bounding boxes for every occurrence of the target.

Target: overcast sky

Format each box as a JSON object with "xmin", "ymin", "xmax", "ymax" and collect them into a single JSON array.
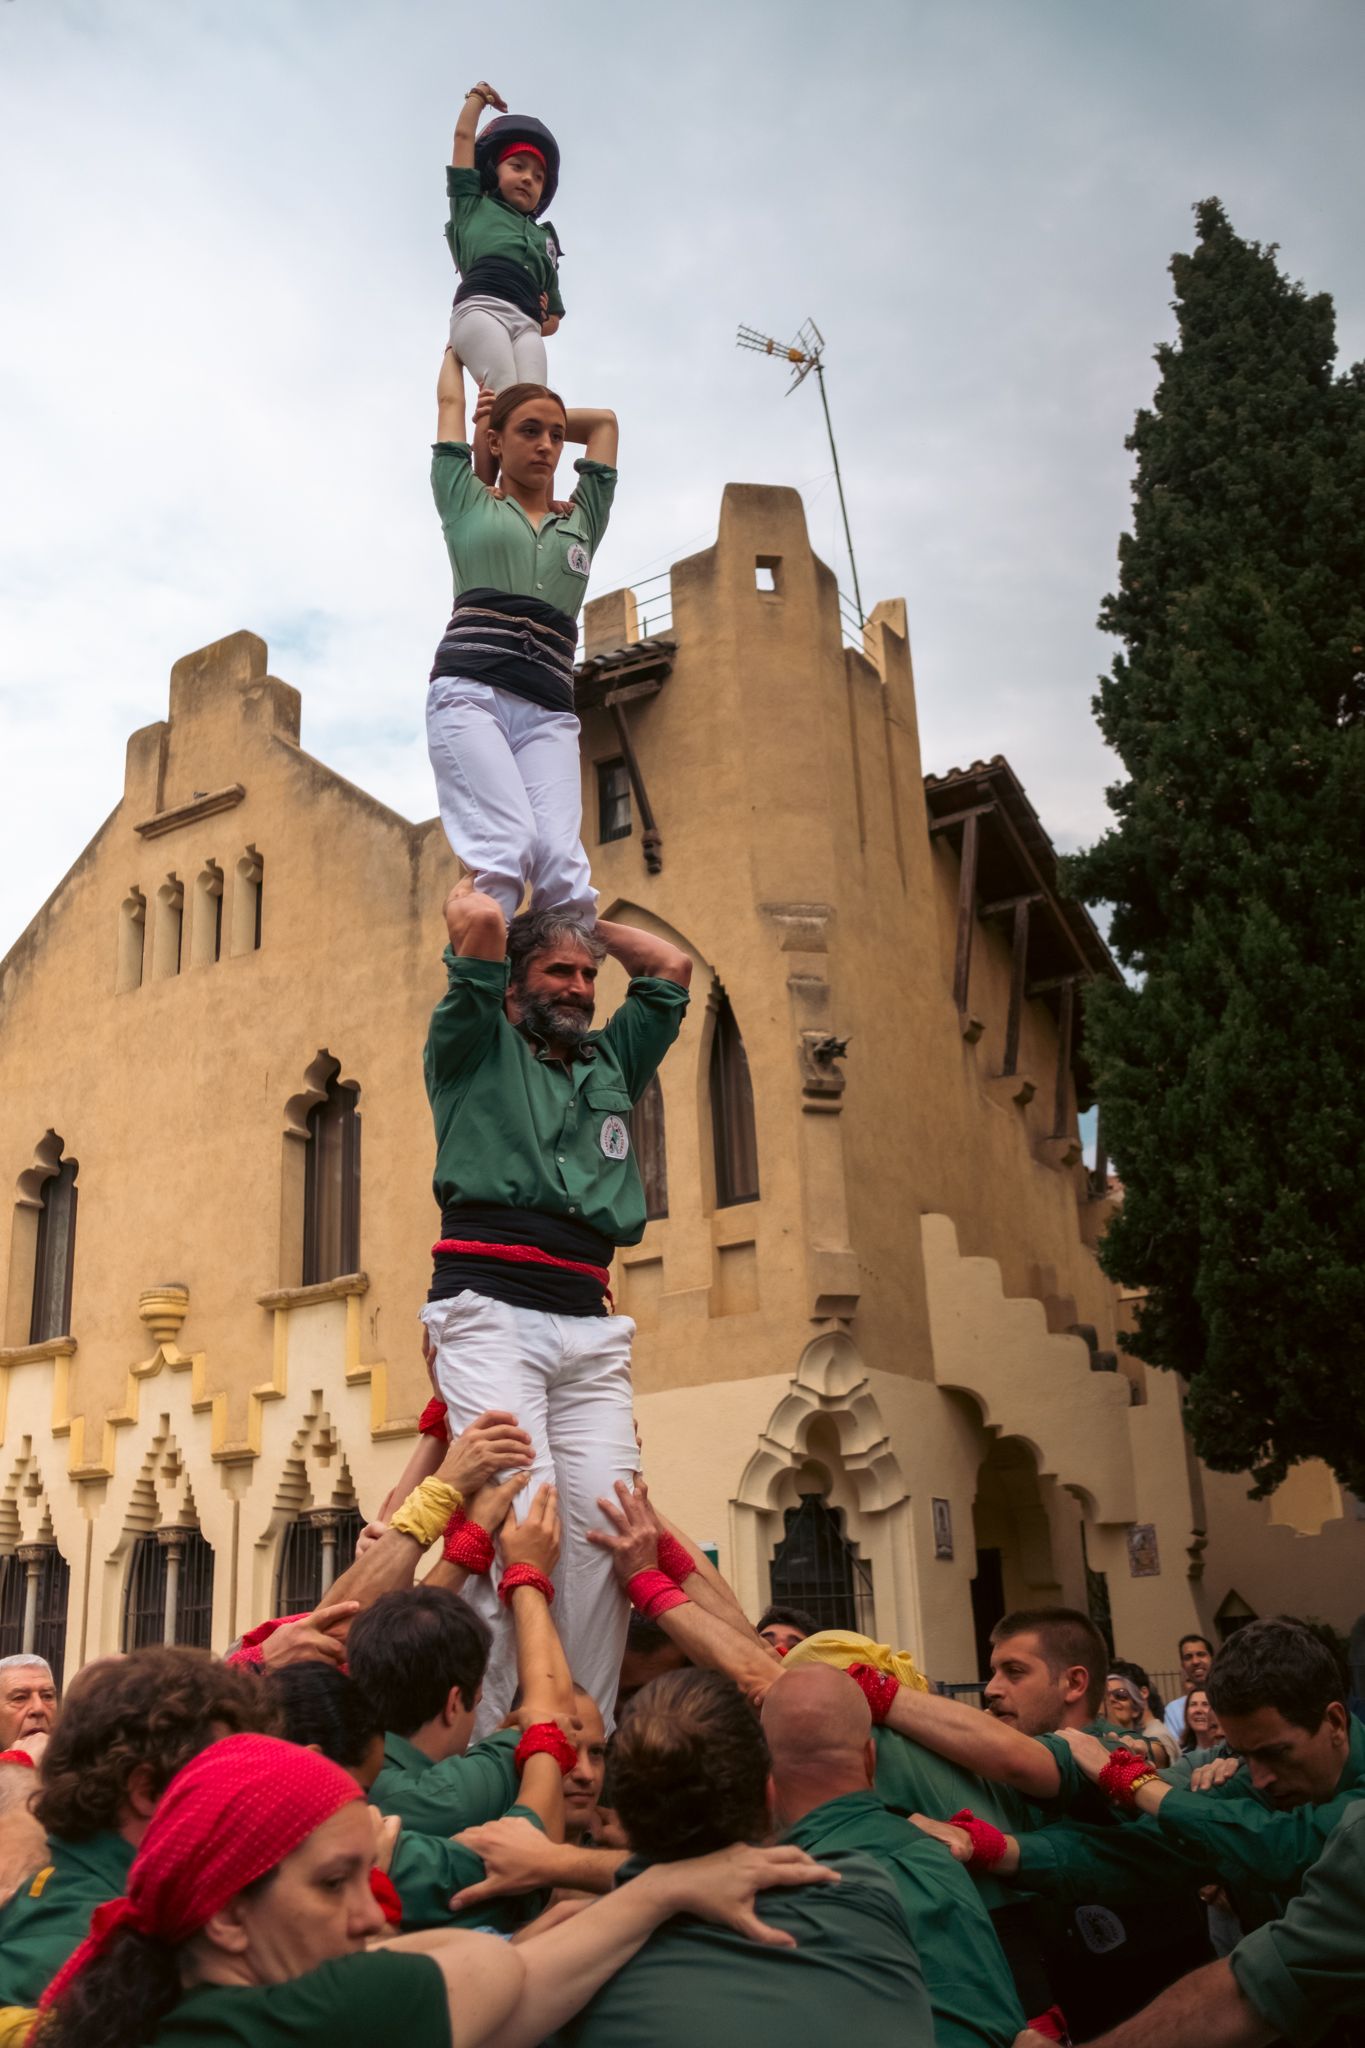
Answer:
[{"xmin": 2, "ymin": 0, "xmax": 1362, "ymax": 961}]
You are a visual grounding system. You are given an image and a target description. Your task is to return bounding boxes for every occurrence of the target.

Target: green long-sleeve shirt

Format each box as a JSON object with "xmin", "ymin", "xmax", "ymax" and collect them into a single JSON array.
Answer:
[
  {"xmin": 386, "ymin": 1801, "xmax": 548, "ymax": 1934},
  {"xmin": 430, "ymin": 443, "xmax": 616, "ymax": 614},
  {"xmin": 785, "ymin": 1791, "xmax": 1026, "ymax": 2048},
  {"xmin": 872, "ymin": 1724, "xmax": 1041, "ymax": 1912},
  {"xmin": 369, "ymin": 1728, "xmax": 521, "ymax": 1837},
  {"xmin": 1231, "ymin": 1800, "xmax": 1365, "ymax": 2046},
  {"xmin": 0, "ymin": 1828, "xmax": 133, "ymax": 2006},
  {"xmin": 445, "ymin": 164, "xmax": 565, "ymax": 318},
  {"xmin": 425, "ymin": 953, "xmax": 689, "ymax": 1246}
]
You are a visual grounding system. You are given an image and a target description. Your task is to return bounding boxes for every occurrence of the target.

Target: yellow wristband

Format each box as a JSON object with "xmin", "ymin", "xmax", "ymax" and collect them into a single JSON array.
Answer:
[{"xmin": 392, "ymin": 1477, "xmax": 464, "ymax": 1548}]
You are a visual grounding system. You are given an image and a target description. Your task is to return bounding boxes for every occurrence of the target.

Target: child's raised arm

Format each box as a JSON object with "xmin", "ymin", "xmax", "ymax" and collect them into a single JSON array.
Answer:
[
  {"xmin": 563, "ymin": 408, "xmax": 619, "ymax": 468},
  {"xmin": 452, "ymin": 81, "xmax": 507, "ymax": 168}
]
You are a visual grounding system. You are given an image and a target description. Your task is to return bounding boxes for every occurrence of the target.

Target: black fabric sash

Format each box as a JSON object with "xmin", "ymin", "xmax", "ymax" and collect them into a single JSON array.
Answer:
[{"xmin": 430, "ymin": 588, "xmax": 578, "ymax": 713}]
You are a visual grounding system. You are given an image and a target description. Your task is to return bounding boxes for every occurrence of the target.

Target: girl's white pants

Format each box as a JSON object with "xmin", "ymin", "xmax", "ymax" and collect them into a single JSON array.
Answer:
[
  {"xmin": 426, "ymin": 676, "xmax": 596, "ymax": 923},
  {"xmin": 449, "ymin": 295, "xmax": 548, "ymax": 391},
  {"xmin": 421, "ymin": 1289, "xmax": 639, "ymax": 1735}
]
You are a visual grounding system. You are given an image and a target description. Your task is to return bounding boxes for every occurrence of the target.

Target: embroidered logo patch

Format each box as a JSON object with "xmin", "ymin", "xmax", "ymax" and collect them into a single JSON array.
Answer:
[
  {"xmin": 566, "ymin": 542, "xmax": 591, "ymax": 577},
  {"xmin": 600, "ymin": 1114, "xmax": 630, "ymax": 1160},
  {"xmin": 1074, "ymin": 1904, "xmax": 1127, "ymax": 1955}
]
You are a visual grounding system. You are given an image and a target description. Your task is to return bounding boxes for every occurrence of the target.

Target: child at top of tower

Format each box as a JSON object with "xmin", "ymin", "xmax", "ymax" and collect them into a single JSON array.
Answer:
[{"xmin": 446, "ymin": 82, "xmax": 565, "ymax": 393}]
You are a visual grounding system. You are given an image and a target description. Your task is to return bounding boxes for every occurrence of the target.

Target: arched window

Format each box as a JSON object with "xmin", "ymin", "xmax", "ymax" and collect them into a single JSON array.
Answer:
[
  {"xmin": 117, "ymin": 889, "xmax": 147, "ymax": 993},
  {"xmin": 630, "ymin": 1074, "xmax": 668, "ymax": 1222},
  {"xmin": 275, "ymin": 1508, "xmax": 364, "ymax": 1616},
  {"xmin": 30, "ymin": 1155, "xmax": 78, "ymax": 1344},
  {"xmin": 232, "ymin": 848, "xmax": 264, "ymax": 955},
  {"xmin": 709, "ymin": 994, "xmax": 759, "ymax": 1207},
  {"xmin": 124, "ymin": 1527, "xmax": 215, "ymax": 1650},
  {"xmin": 768, "ymin": 1492, "xmax": 873, "ymax": 1634},
  {"xmin": 303, "ymin": 1076, "xmax": 362, "ymax": 1284},
  {"xmin": 0, "ymin": 1545, "xmax": 70, "ymax": 1673},
  {"xmin": 190, "ymin": 862, "xmax": 224, "ymax": 967}
]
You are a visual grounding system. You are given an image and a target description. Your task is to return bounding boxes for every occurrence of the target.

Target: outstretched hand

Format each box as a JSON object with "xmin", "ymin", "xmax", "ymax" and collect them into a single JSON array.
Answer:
[
  {"xmin": 450, "ymin": 1814, "xmax": 556, "ymax": 1912},
  {"xmin": 908, "ymin": 1813, "xmax": 974, "ymax": 1863},
  {"xmin": 586, "ymin": 1479, "xmax": 659, "ymax": 1585},
  {"xmin": 653, "ymin": 1842, "xmax": 838, "ymax": 1949},
  {"xmin": 1056, "ymin": 1727, "xmax": 1114, "ymax": 1784},
  {"xmin": 499, "ymin": 1481, "xmax": 562, "ymax": 1578},
  {"xmin": 259, "ymin": 1601, "xmax": 360, "ymax": 1669},
  {"xmin": 441, "ymin": 1411, "xmax": 536, "ymax": 1497}
]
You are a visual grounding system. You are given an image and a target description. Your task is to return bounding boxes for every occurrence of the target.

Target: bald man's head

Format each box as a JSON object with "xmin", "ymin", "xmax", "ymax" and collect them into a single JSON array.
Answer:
[{"xmin": 761, "ymin": 1665, "xmax": 877, "ymax": 1825}]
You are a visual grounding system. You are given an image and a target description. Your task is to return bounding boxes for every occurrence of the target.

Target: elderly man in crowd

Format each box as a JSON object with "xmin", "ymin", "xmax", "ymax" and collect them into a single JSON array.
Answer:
[{"xmin": 0, "ymin": 1655, "xmax": 57, "ymax": 1757}]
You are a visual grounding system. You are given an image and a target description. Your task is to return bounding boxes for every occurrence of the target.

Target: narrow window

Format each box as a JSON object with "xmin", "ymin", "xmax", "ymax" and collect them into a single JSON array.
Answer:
[
  {"xmin": 0, "ymin": 1545, "xmax": 71, "ymax": 1671},
  {"xmin": 117, "ymin": 889, "xmax": 147, "ymax": 993},
  {"xmin": 123, "ymin": 1527, "xmax": 215, "ymax": 1649},
  {"xmin": 768, "ymin": 1493, "xmax": 873, "ymax": 1634},
  {"xmin": 302, "ymin": 1076, "xmax": 362, "ymax": 1284},
  {"xmin": 630, "ymin": 1073, "xmax": 668, "ymax": 1221},
  {"xmin": 275, "ymin": 1508, "xmax": 364, "ymax": 1615},
  {"xmin": 709, "ymin": 996, "xmax": 760, "ymax": 1207},
  {"xmin": 232, "ymin": 848, "xmax": 264, "ymax": 956},
  {"xmin": 29, "ymin": 1155, "xmax": 78, "ymax": 1344},
  {"xmin": 153, "ymin": 877, "xmax": 184, "ymax": 979},
  {"xmin": 755, "ymin": 555, "xmax": 782, "ymax": 594},
  {"xmin": 190, "ymin": 862, "xmax": 224, "ymax": 967},
  {"xmin": 597, "ymin": 759, "xmax": 632, "ymax": 843}
]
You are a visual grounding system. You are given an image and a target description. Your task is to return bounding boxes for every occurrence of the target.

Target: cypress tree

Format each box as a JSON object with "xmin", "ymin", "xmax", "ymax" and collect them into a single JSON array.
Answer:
[{"xmin": 1067, "ymin": 199, "xmax": 1365, "ymax": 1498}]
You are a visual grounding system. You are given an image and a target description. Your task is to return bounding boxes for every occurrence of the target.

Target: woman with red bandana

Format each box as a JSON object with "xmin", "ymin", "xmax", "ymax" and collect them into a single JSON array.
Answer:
[
  {"xmin": 446, "ymin": 85, "xmax": 565, "ymax": 389},
  {"xmin": 38, "ymin": 1734, "xmax": 834, "ymax": 2048}
]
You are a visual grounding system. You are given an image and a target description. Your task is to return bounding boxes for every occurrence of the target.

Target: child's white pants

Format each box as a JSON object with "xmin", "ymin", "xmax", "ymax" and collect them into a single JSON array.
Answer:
[
  {"xmin": 420, "ymin": 1289, "xmax": 639, "ymax": 1735},
  {"xmin": 449, "ymin": 296, "xmax": 548, "ymax": 391},
  {"xmin": 426, "ymin": 675, "xmax": 596, "ymax": 922}
]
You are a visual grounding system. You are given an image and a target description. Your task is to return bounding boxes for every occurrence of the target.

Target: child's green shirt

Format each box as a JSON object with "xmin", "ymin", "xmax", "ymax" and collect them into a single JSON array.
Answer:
[{"xmin": 445, "ymin": 165, "xmax": 565, "ymax": 318}]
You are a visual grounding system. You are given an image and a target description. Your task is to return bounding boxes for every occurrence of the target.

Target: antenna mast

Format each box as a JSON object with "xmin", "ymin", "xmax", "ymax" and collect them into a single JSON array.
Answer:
[{"xmin": 736, "ymin": 318, "xmax": 864, "ymax": 628}]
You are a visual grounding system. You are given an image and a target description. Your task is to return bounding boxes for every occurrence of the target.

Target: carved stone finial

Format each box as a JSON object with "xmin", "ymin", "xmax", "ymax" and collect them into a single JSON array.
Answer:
[
  {"xmin": 139, "ymin": 1286, "xmax": 190, "ymax": 1347},
  {"xmin": 800, "ymin": 1030, "xmax": 851, "ymax": 1098}
]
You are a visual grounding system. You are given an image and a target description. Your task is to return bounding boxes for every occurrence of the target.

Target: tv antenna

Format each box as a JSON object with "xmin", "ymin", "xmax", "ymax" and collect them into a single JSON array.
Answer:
[{"xmin": 736, "ymin": 317, "xmax": 864, "ymax": 628}]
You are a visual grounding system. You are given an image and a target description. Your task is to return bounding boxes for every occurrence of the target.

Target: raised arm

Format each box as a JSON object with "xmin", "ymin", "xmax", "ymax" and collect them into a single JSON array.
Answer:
[
  {"xmin": 882, "ymin": 1687, "xmax": 1065, "ymax": 1802},
  {"xmin": 446, "ymin": 882, "xmax": 509, "ymax": 960},
  {"xmin": 498, "ymin": 1486, "xmax": 574, "ymax": 1838},
  {"xmin": 563, "ymin": 407, "xmax": 619, "ymax": 468},
  {"xmin": 452, "ymin": 82, "xmax": 506, "ymax": 169},
  {"xmin": 437, "ymin": 347, "xmax": 470, "ymax": 446},
  {"xmin": 595, "ymin": 918, "xmax": 691, "ymax": 989}
]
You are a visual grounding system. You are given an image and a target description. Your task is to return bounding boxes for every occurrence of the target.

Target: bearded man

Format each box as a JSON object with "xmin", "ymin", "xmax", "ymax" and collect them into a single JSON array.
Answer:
[{"xmin": 421, "ymin": 886, "xmax": 691, "ymax": 1732}]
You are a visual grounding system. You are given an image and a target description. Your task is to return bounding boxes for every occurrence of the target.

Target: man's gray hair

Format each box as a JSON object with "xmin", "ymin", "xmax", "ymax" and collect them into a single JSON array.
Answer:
[
  {"xmin": 0, "ymin": 1653, "xmax": 53, "ymax": 1678},
  {"xmin": 507, "ymin": 908, "xmax": 606, "ymax": 987}
]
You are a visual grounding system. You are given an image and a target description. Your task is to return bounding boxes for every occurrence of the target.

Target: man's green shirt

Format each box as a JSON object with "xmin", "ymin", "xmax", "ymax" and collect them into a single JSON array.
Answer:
[
  {"xmin": 430, "ymin": 443, "xmax": 615, "ymax": 616},
  {"xmin": 146, "ymin": 1950, "xmax": 451, "ymax": 2048},
  {"xmin": 0, "ymin": 1828, "xmax": 133, "ymax": 2006},
  {"xmin": 1231, "ymin": 1800, "xmax": 1365, "ymax": 2046},
  {"xmin": 369, "ymin": 1728, "xmax": 520, "ymax": 1838},
  {"xmin": 425, "ymin": 954, "xmax": 689, "ymax": 1246},
  {"xmin": 387, "ymin": 1801, "xmax": 548, "ymax": 1934},
  {"xmin": 785, "ymin": 1790, "xmax": 1026, "ymax": 2048},
  {"xmin": 872, "ymin": 1723, "xmax": 1038, "ymax": 1911},
  {"xmin": 445, "ymin": 164, "xmax": 565, "ymax": 317},
  {"xmin": 550, "ymin": 1849, "xmax": 934, "ymax": 2048}
]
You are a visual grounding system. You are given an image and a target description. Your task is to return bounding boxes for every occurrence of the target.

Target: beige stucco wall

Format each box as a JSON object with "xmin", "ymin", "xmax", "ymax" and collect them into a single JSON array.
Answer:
[{"xmin": 2, "ymin": 490, "xmax": 1362, "ymax": 1685}]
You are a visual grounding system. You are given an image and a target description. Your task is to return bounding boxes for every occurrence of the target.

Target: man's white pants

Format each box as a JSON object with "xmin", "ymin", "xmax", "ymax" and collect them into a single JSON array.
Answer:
[
  {"xmin": 421, "ymin": 1289, "xmax": 638, "ymax": 1737},
  {"xmin": 427, "ymin": 676, "xmax": 596, "ymax": 923},
  {"xmin": 448, "ymin": 296, "xmax": 548, "ymax": 391}
]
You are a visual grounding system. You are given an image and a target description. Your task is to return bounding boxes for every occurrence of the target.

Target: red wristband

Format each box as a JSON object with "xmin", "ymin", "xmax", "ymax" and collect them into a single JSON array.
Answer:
[
  {"xmin": 0, "ymin": 1750, "xmax": 35, "ymax": 1769},
  {"xmin": 443, "ymin": 1509, "xmax": 495, "ymax": 1574},
  {"xmin": 626, "ymin": 1567, "xmax": 690, "ymax": 1621},
  {"xmin": 1027, "ymin": 2007, "xmax": 1069, "ymax": 2043},
  {"xmin": 949, "ymin": 1807, "xmax": 1008, "ymax": 1872},
  {"xmin": 369, "ymin": 1867, "xmax": 403, "ymax": 1925},
  {"xmin": 418, "ymin": 1396, "xmax": 451, "ymax": 1443},
  {"xmin": 515, "ymin": 1721, "xmax": 579, "ymax": 1776},
  {"xmin": 847, "ymin": 1662, "xmax": 900, "ymax": 1724},
  {"xmin": 1098, "ymin": 1748, "xmax": 1160, "ymax": 1810},
  {"xmin": 656, "ymin": 1532, "xmax": 696, "ymax": 1585},
  {"xmin": 498, "ymin": 1563, "xmax": 555, "ymax": 1607}
]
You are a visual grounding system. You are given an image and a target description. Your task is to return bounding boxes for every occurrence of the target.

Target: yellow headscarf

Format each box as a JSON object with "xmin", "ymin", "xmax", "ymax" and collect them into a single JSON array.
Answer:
[
  {"xmin": 781, "ymin": 1628, "xmax": 930, "ymax": 1693},
  {"xmin": 0, "ymin": 2008, "xmax": 37, "ymax": 2048}
]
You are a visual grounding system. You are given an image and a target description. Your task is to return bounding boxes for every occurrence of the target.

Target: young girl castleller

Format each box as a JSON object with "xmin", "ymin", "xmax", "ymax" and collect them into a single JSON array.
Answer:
[
  {"xmin": 426, "ymin": 354, "xmax": 618, "ymax": 924},
  {"xmin": 446, "ymin": 81, "xmax": 564, "ymax": 390}
]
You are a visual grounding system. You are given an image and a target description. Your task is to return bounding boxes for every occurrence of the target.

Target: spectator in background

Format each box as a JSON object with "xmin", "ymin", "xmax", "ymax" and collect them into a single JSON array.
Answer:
[
  {"xmin": 756, "ymin": 1605, "xmax": 820, "ymax": 1658},
  {"xmin": 1165, "ymin": 1634, "xmax": 1215, "ymax": 1745},
  {"xmin": 1180, "ymin": 1687, "xmax": 1225, "ymax": 1756},
  {"xmin": 0, "ymin": 1657, "xmax": 57, "ymax": 1755},
  {"xmin": 1106, "ymin": 1662, "xmax": 1176, "ymax": 1765}
]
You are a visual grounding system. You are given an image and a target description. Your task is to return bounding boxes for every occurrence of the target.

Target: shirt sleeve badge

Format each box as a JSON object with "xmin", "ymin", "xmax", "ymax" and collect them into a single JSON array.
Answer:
[{"xmin": 600, "ymin": 1114, "xmax": 630, "ymax": 1160}]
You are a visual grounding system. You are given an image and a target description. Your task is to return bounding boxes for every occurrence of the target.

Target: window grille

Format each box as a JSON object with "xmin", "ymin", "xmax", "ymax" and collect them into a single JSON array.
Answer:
[
  {"xmin": 709, "ymin": 997, "xmax": 759, "ymax": 1207},
  {"xmin": 0, "ymin": 1559, "xmax": 25, "ymax": 1658},
  {"xmin": 597, "ymin": 759, "xmax": 632, "ymax": 842},
  {"xmin": 275, "ymin": 1509, "xmax": 364, "ymax": 1616},
  {"xmin": 30, "ymin": 1156, "xmax": 78, "ymax": 1345},
  {"xmin": 302, "ymin": 1077, "xmax": 361, "ymax": 1285},
  {"xmin": 768, "ymin": 1493, "xmax": 873, "ymax": 1634},
  {"xmin": 123, "ymin": 1528, "xmax": 215, "ymax": 1650},
  {"xmin": 630, "ymin": 1074, "xmax": 668, "ymax": 1221}
]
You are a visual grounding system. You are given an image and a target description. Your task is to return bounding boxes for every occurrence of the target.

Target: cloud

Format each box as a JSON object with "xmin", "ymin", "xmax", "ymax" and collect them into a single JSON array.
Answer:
[{"xmin": 2, "ymin": 0, "xmax": 1362, "ymax": 958}]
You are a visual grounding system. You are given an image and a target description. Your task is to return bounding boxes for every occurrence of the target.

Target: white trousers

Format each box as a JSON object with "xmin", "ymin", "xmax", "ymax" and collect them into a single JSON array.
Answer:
[
  {"xmin": 426, "ymin": 676, "xmax": 596, "ymax": 923},
  {"xmin": 448, "ymin": 296, "xmax": 548, "ymax": 391},
  {"xmin": 421, "ymin": 1289, "xmax": 638, "ymax": 1736}
]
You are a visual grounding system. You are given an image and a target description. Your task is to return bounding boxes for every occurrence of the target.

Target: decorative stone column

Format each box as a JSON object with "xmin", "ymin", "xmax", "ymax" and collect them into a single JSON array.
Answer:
[
  {"xmin": 16, "ymin": 1543, "xmax": 49, "ymax": 1656},
  {"xmin": 156, "ymin": 1526, "xmax": 188, "ymax": 1645},
  {"xmin": 309, "ymin": 1509, "xmax": 345, "ymax": 1597}
]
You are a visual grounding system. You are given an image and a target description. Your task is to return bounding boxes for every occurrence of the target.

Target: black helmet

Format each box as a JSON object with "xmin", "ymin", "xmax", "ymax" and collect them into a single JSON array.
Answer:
[{"xmin": 475, "ymin": 114, "xmax": 560, "ymax": 213}]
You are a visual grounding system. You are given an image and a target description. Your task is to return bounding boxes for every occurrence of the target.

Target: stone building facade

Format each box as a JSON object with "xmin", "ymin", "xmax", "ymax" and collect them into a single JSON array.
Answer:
[{"xmin": 2, "ymin": 483, "xmax": 1361, "ymax": 1685}]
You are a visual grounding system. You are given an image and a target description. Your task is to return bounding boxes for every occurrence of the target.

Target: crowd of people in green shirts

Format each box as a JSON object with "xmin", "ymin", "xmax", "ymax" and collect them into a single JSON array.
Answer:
[{"xmin": 0, "ymin": 1417, "xmax": 1362, "ymax": 2048}]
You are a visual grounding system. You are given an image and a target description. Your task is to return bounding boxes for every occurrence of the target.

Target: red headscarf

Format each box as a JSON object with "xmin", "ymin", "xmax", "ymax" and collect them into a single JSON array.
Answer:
[
  {"xmin": 497, "ymin": 139, "xmax": 546, "ymax": 171},
  {"xmin": 40, "ymin": 1733, "xmax": 362, "ymax": 2009}
]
